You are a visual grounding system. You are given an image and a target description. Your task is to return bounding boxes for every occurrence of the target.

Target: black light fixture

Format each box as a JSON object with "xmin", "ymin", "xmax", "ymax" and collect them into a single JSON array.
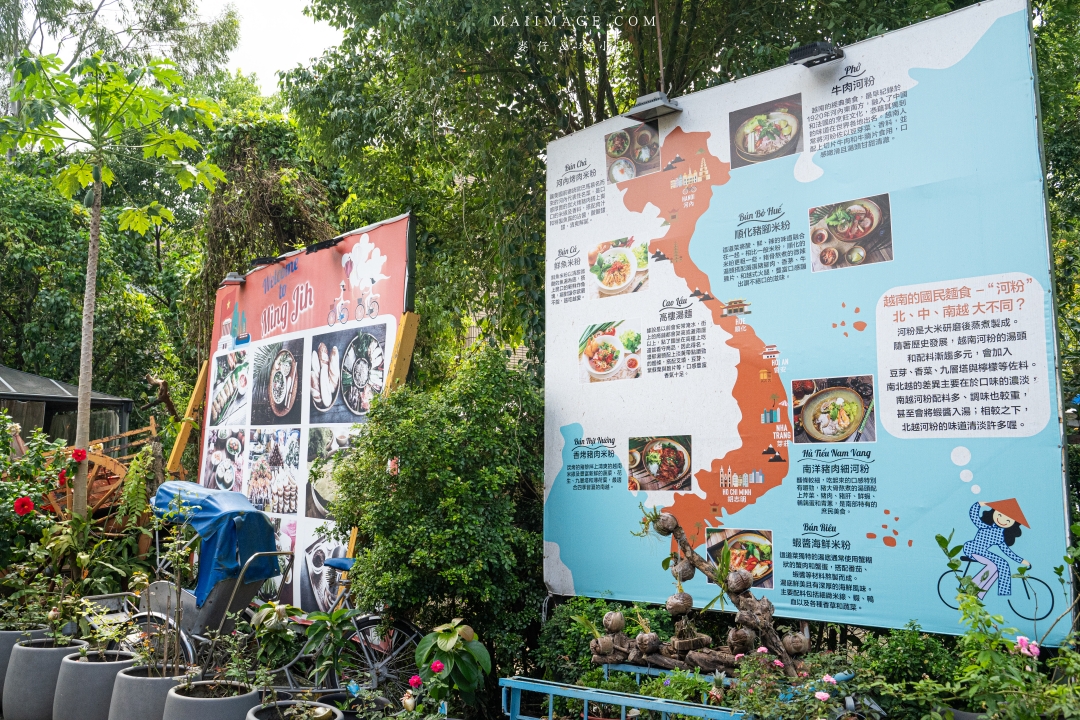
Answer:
[
  {"xmin": 624, "ymin": 91, "xmax": 682, "ymax": 123},
  {"xmin": 788, "ymin": 41, "xmax": 844, "ymax": 68}
]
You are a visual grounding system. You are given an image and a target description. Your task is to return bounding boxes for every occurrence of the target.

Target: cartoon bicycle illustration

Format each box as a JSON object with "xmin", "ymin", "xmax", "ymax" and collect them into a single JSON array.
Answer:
[
  {"xmin": 328, "ymin": 235, "xmax": 388, "ymax": 326},
  {"xmin": 327, "ymin": 281, "xmax": 351, "ymax": 326},
  {"xmin": 936, "ymin": 499, "xmax": 1054, "ymax": 621}
]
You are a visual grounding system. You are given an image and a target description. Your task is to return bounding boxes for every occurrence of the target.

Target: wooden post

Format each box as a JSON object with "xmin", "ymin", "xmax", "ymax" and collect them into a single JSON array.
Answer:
[
  {"xmin": 383, "ymin": 311, "xmax": 420, "ymax": 395},
  {"xmin": 166, "ymin": 360, "xmax": 209, "ymax": 479}
]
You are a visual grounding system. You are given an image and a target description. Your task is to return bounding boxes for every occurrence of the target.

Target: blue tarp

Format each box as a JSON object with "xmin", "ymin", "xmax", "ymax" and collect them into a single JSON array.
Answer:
[{"xmin": 153, "ymin": 481, "xmax": 280, "ymax": 607}]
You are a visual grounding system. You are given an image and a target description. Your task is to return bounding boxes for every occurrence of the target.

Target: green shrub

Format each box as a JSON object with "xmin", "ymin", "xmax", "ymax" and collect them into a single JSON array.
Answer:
[{"xmin": 330, "ymin": 346, "xmax": 544, "ymax": 707}]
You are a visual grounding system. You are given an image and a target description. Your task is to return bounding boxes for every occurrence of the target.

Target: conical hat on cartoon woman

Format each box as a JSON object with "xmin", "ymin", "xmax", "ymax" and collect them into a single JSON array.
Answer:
[{"xmin": 985, "ymin": 498, "xmax": 1030, "ymax": 528}]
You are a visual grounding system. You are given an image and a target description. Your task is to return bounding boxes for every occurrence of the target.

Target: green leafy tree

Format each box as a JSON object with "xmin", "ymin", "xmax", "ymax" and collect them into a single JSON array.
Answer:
[
  {"xmin": 0, "ymin": 52, "xmax": 223, "ymax": 517},
  {"xmin": 330, "ymin": 346, "xmax": 544, "ymax": 706},
  {"xmin": 284, "ymin": 0, "xmax": 972, "ymax": 366}
]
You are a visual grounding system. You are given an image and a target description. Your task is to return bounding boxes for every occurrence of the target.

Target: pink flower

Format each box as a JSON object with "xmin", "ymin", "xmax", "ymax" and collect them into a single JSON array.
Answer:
[
  {"xmin": 431, "ymin": 660, "xmax": 445, "ymax": 673},
  {"xmin": 1016, "ymin": 635, "xmax": 1040, "ymax": 657},
  {"xmin": 388, "ymin": 457, "xmax": 400, "ymax": 475},
  {"xmin": 773, "ymin": 659, "xmax": 784, "ymax": 667},
  {"xmin": 409, "ymin": 675, "xmax": 422, "ymax": 689},
  {"xmin": 733, "ymin": 653, "xmax": 744, "ymax": 660},
  {"xmin": 798, "ymin": 672, "xmax": 808, "ymax": 678},
  {"xmin": 71, "ymin": 448, "xmax": 87, "ymax": 462},
  {"xmin": 822, "ymin": 674, "xmax": 837, "ymax": 685},
  {"xmin": 815, "ymin": 692, "xmax": 831, "ymax": 702},
  {"xmin": 756, "ymin": 647, "xmax": 768, "ymax": 653}
]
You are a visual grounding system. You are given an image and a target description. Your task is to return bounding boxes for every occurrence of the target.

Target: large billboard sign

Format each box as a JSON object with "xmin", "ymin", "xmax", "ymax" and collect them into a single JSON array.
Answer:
[
  {"xmin": 543, "ymin": 0, "xmax": 1075, "ymax": 643},
  {"xmin": 199, "ymin": 213, "xmax": 413, "ymax": 612}
]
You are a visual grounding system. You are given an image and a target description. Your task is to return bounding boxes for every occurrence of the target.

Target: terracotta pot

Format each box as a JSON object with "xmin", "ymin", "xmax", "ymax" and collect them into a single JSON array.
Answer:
[
  {"xmin": 3, "ymin": 638, "xmax": 89, "ymax": 720},
  {"xmin": 53, "ymin": 650, "xmax": 135, "ymax": 720},
  {"xmin": 164, "ymin": 680, "xmax": 260, "ymax": 720}
]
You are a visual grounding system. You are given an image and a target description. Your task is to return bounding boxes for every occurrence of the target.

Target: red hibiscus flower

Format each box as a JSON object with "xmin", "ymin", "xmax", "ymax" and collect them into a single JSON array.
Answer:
[
  {"xmin": 71, "ymin": 448, "xmax": 87, "ymax": 462},
  {"xmin": 57, "ymin": 469, "xmax": 66, "ymax": 487},
  {"xmin": 13, "ymin": 497, "xmax": 34, "ymax": 516}
]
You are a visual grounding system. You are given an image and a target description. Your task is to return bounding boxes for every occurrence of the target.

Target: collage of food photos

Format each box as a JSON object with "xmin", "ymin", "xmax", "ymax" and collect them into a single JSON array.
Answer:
[{"xmin": 198, "ymin": 323, "xmax": 383, "ymax": 611}]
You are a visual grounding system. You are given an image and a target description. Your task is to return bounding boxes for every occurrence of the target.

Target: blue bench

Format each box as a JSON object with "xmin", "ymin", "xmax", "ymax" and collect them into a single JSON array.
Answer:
[{"xmin": 498, "ymin": 676, "xmax": 744, "ymax": 720}]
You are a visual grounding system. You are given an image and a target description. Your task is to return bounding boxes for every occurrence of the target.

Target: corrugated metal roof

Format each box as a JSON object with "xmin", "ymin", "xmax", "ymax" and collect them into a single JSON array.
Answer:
[{"xmin": 0, "ymin": 364, "xmax": 131, "ymax": 405}]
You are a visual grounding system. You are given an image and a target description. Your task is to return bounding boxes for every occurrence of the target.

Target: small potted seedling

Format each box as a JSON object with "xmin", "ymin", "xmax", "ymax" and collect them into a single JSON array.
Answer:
[{"xmin": 53, "ymin": 598, "xmax": 136, "ymax": 720}]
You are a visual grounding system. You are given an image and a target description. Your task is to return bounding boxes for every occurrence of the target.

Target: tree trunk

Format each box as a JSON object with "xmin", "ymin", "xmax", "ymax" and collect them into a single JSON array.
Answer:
[{"xmin": 73, "ymin": 172, "xmax": 103, "ymax": 518}]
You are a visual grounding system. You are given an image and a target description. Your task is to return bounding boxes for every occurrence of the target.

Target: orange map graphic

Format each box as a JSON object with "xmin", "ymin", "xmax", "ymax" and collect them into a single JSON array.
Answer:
[{"xmin": 620, "ymin": 128, "xmax": 791, "ymax": 540}]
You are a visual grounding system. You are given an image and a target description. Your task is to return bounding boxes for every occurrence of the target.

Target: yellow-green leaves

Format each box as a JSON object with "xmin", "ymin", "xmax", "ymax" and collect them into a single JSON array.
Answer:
[{"xmin": 118, "ymin": 202, "xmax": 175, "ymax": 236}]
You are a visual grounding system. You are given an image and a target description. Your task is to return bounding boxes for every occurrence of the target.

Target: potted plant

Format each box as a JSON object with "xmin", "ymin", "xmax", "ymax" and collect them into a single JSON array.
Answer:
[
  {"xmin": 407, "ymin": 618, "xmax": 491, "ymax": 717},
  {"xmin": 0, "ymin": 417, "xmax": 68, "ymax": 715},
  {"xmin": 163, "ymin": 625, "xmax": 260, "ymax": 720},
  {"xmin": 245, "ymin": 698, "xmax": 343, "ymax": 720},
  {"xmin": 53, "ymin": 599, "xmax": 138, "ymax": 720},
  {"xmin": 3, "ymin": 586, "xmax": 88, "ymax": 720},
  {"xmin": 108, "ymin": 515, "xmax": 202, "ymax": 720}
]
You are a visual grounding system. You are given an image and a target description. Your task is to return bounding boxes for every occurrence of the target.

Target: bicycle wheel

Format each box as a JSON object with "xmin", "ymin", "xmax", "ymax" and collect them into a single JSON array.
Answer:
[
  {"xmin": 121, "ymin": 612, "xmax": 195, "ymax": 666},
  {"xmin": 339, "ymin": 617, "xmax": 423, "ymax": 705},
  {"xmin": 1009, "ymin": 576, "xmax": 1055, "ymax": 622},
  {"xmin": 936, "ymin": 571, "xmax": 962, "ymax": 610}
]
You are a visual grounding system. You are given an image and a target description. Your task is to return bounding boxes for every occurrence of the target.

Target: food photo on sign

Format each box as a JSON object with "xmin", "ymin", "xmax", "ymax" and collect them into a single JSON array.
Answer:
[
  {"xmin": 208, "ymin": 350, "xmax": 250, "ymax": 427},
  {"xmin": 587, "ymin": 237, "xmax": 650, "ymax": 297},
  {"xmin": 578, "ymin": 320, "xmax": 643, "ymax": 382},
  {"xmin": 791, "ymin": 375, "xmax": 876, "ymax": 443},
  {"xmin": 809, "ymin": 193, "xmax": 893, "ymax": 271},
  {"xmin": 604, "ymin": 120, "xmax": 661, "ymax": 184},
  {"xmin": 728, "ymin": 93, "xmax": 803, "ymax": 169},
  {"xmin": 309, "ymin": 323, "xmax": 388, "ymax": 423},
  {"xmin": 627, "ymin": 435, "xmax": 693, "ymax": 492},
  {"xmin": 706, "ymin": 528, "xmax": 775, "ymax": 589},
  {"xmin": 249, "ymin": 339, "xmax": 304, "ymax": 425}
]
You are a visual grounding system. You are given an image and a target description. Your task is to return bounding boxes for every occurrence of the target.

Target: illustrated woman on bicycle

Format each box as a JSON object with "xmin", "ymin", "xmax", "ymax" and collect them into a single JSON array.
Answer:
[{"xmin": 962, "ymin": 498, "xmax": 1030, "ymax": 598}]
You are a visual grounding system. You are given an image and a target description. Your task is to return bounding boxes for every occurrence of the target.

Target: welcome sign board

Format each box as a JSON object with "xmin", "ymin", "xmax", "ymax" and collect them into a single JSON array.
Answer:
[{"xmin": 199, "ymin": 213, "xmax": 413, "ymax": 611}]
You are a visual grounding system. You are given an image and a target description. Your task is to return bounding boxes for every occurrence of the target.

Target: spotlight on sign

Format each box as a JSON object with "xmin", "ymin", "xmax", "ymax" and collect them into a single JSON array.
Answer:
[{"xmin": 788, "ymin": 41, "xmax": 844, "ymax": 67}]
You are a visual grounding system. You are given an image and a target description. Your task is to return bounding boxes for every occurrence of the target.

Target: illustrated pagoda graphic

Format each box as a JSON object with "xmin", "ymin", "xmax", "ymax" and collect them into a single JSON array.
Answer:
[{"xmin": 670, "ymin": 158, "xmax": 711, "ymax": 189}]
